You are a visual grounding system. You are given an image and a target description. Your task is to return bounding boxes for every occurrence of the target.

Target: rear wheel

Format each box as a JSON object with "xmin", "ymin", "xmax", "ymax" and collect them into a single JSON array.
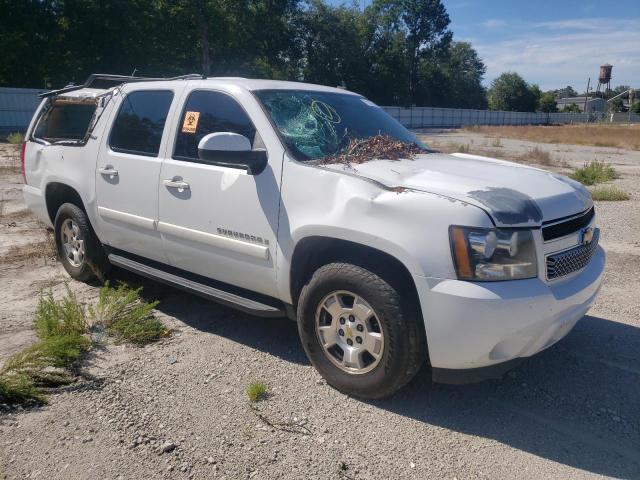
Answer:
[
  {"xmin": 297, "ymin": 262, "xmax": 426, "ymax": 399},
  {"xmin": 54, "ymin": 203, "xmax": 109, "ymax": 282}
]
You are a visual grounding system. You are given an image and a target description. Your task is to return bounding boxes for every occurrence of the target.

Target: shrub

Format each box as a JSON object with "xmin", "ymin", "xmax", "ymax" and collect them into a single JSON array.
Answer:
[
  {"xmin": 89, "ymin": 282, "xmax": 162, "ymax": 345},
  {"xmin": 525, "ymin": 147, "xmax": 553, "ymax": 165},
  {"xmin": 590, "ymin": 186, "xmax": 630, "ymax": 201},
  {"xmin": 6, "ymin": 132, "xmax": 24, "ymax": 144},
  {"xmin": 34, "ymin": 287, "xmax": 87, "ymax": 338},
  {"xmin": 0, "ymin": 373, "xmax": 44, "ymax": 404},
  {"xmin": 570, "ymin": 161, "xmax": 618, "ymax": 185},
  {"xmin": 247, "ymin": 381, "xmax": 268, "ymax": 402}
]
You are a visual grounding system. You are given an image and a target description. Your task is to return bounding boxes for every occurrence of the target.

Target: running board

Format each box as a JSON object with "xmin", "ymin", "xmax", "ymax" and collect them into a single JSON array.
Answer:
[{"xmin": 108, "ymin": 253, "xmax": 285, "ymax": 317}]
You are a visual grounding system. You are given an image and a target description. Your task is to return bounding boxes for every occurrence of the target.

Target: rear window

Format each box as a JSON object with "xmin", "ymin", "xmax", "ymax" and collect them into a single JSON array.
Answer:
[
  {"xmin": 109, "ymin": 90, "xmax": 174, "ymax": 157},
  {"xmin": 33, "ymin": 100, "xmax": 97, "ymax": 142}
]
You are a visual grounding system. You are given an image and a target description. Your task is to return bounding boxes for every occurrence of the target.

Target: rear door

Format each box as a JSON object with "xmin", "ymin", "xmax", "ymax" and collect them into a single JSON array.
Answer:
[
  {"xmin": 157, "ymin": 87, "xmax": 284, "ymax": 297},
  {"xmin": 95, "ymin": 86, "xmax": 183, "ymax": 261}
]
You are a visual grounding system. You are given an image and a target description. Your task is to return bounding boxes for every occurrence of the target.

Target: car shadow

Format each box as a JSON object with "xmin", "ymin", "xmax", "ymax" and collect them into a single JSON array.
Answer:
[{"xmin": 109, "ymin": 269, "xmax": 639, "ymax": 478}]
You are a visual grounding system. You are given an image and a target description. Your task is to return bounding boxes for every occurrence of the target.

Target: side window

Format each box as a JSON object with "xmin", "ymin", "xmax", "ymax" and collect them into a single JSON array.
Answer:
[
  {"xmin": 109, "ymin": 90, "xmax": 173, "ymax": 157},
  {"xmin": 173, "ymin": 90, "xmax": 256, "ymax": 161},
  {"xmin": 33, "ymin": 100, "xmax": 97, "ymax": 142}
]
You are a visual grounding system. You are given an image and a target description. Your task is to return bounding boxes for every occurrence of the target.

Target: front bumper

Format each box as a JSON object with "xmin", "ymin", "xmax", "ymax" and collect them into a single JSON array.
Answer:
[{"xmin": 414, "ymin": 246, "xmax": 605, "ymax": 382}]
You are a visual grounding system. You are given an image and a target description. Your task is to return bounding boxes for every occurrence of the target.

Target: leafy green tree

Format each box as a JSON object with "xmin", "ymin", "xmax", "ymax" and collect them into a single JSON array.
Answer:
[
  {"xmin": 416, "ymin": 41, "xmax": 486, "ymax": 108},
  {"xmin": 372, "ymin": 0, "xmax": 452, "ymax": 104},
  {"xmin": 538, "ymin": 92, "xmax": 558, "ymax": 113},
  {"xmin": 561, "ymin": 103, "xmax": 581, "ymax": 113},
  {"xmin": 487, "ymin": 72, "xmax": 538, "ymax": 112},
  {"xmin": 631, "ymin": 101, "xmax": 640, "ymax": 114},
  {"xmin": 553, "ymin": 85, "xmax": 578, "ymax": 98}
]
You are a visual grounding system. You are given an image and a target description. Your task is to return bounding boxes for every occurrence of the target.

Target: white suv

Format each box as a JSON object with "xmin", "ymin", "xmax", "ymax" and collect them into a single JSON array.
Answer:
[{"xmin": 22, "ymin": 74, "xmax": 605, "ymax": 398}]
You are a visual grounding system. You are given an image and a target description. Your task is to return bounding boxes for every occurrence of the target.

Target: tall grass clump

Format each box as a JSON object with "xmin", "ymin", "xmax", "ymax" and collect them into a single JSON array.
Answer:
[
  {"xmin": 570, "ymin": 160, "xmax": 618, "ymax": 185},
  {"xmin": 1, "ymin": 284, "xmax": 163, "ymax": 407},
  {"xmin": 590, "ymin": 186, "xmax": 630, "ymax": 201},
  {"xmin": 89, "ymin": 282, "xmax": 163, "ymax": 345},
  {"xmin": 0, "ymin": 288, "xmax": 90, "ymax": 405},
  {"xmin": 6, "ymin": 132, "xmax": 24, "ymax": 144}
]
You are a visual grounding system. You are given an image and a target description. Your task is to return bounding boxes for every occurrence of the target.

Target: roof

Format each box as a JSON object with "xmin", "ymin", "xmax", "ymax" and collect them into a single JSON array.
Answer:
[
  {"xmin": 557, "ymin": 96, "xmax": 604, "ymax": 104},
  {"xmin": 42, "ymin": 74, "xmax": 358, "ymax": 99}
]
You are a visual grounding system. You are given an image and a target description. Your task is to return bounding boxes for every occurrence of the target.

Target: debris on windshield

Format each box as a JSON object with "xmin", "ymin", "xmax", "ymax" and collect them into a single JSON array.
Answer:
[{"xmin": 314, "ymin": 135, "xmax": 422, "ymax": 166}]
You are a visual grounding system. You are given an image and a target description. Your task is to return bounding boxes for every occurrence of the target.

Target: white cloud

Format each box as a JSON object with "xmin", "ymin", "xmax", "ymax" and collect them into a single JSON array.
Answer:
[
  {"xmin": 474, "ymin": 18, "xmax": 640, "ymax": 89},
  {"xmin": 481, "ymin": 19, "xmax": 507, "ymax": 28}
]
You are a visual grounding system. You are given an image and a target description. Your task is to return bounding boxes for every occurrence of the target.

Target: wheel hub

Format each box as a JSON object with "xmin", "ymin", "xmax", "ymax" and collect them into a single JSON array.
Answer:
[
  {"xmin": 315, "ymin": 291, "xmax": 384, "ymax": 374},
  {"xmin": 60, "ymin": 218, "xmax": 85, "ymax": 267}
]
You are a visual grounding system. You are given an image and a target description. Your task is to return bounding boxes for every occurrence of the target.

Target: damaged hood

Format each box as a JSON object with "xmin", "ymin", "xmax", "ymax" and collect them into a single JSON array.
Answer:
[{"xmin": 322, "ymin": 152, "xmax": 592, "ymax": 227}]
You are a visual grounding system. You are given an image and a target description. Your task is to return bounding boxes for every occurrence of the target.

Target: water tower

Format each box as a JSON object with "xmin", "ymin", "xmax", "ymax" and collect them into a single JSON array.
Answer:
[{"xmin": 596, "ymin": 63, "xmax": 612, "ymax": 99}]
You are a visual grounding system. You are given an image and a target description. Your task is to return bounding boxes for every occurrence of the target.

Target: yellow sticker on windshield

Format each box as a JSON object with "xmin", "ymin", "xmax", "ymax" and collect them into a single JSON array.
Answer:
[{"xmin": 182, "ymin": 111, "xmax": 200, "ymax": 133}]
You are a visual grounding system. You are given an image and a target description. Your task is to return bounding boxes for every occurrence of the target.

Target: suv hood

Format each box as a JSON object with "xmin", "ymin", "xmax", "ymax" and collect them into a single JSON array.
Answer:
[{"xmin": 322, "ymin": 152, "xmax": 592, "ymax": 227}]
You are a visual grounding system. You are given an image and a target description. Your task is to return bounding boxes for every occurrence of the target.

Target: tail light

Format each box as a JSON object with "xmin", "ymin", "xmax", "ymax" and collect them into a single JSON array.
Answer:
[{"xmin": 20, "ymin": 141, "xmax": 27, "ymax": 183}]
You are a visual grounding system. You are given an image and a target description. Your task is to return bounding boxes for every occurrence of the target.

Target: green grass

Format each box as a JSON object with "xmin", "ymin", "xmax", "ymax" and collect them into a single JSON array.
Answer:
[
  {"xmin": 570, "ymin": 160, "xmax": 619, "ymax": 186},
  {"xmin": 0, "ymin": 288, "xmax": 90, "ymax": 405},
  {"xmin": 89, "ymin": 282, "xmax": 163, "ymax": 345},
  {"xmin": 247, "ymin": 381, "xmax": 268, "ymax": 402},
  {"xmin": 6, "ymin": 132, "xmax": 24, "ymax": 144},
  {"xmin": 590, "ymin": 186, "xmax": 630, "ymax": 201},
  {"xmin": 0, "ymin": 284, "xmax": 163, "ymax": 406}
]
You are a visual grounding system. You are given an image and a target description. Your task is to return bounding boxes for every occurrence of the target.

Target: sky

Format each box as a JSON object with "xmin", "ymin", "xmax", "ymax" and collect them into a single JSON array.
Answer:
[{"xmin": 332, "ymin": 0, "xmax": 640, "ymax": 91}]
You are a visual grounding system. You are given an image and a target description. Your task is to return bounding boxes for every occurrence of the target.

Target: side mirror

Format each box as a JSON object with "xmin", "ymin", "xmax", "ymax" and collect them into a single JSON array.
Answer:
[{"xmin": 197, "ymin": 132, "xmax": 267, "ymax": 175}]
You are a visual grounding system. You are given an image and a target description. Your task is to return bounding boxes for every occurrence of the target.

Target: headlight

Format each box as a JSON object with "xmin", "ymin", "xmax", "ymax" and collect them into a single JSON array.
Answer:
[{"xmin": 449, "ymin": 226, "xmax": 537, "ymax": 281}]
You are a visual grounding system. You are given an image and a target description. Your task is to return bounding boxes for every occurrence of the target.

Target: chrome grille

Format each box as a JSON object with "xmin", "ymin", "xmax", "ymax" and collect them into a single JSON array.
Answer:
[{"xmin": 546, "ymin": 229, "xmax": 599, "ymax": 280}]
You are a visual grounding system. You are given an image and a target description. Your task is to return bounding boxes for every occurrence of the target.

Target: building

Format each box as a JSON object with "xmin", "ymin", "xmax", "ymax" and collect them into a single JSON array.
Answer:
[{"xmin": 556, "ymin": 96, "xmax": 606, "ymax": 113}]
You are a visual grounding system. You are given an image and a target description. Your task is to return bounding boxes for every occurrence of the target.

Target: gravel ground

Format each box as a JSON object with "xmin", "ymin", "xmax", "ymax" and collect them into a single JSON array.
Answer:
[{"xmin": 1, "ymin": 131, "xmax": 639, "ymax": 480}]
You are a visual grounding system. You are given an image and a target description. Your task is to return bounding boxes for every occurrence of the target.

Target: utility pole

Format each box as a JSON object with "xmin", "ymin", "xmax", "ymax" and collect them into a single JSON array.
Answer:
[{"xmin": 583, "ymin": 78, "xmax": 590, "ymax": 112}]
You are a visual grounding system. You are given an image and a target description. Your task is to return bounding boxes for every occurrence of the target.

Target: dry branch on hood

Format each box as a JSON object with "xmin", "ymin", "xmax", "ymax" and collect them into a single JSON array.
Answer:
[{"xmin": 314, "ymin": 135, "xmax": 422, "ymax": 166}]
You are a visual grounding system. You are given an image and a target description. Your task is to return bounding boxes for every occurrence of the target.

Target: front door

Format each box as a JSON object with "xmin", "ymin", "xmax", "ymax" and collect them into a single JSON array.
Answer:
[
  {"xmin": 95, "ymin": 87, "xmax": 180, "ymax": 262},
  {"xmin": 157, "ymin": 88, "xmax": 283, "ymax": 297}
]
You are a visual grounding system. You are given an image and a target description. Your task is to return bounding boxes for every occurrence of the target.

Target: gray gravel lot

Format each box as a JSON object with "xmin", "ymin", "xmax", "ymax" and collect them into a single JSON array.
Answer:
[{"xmin": 1, "ymin": 131, "xmax": 639, "ymax": 479}]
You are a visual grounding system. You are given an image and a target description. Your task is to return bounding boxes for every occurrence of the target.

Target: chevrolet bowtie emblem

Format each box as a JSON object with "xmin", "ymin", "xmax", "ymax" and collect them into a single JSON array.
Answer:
[{"xmin": 581, "ymin": 227, "xmax": 594, "ymax": 245}]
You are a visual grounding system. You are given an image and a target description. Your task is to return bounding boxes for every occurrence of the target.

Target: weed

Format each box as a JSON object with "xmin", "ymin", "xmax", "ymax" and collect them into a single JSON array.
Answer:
[
  {"xmin": 89, "ymin": 282, "xmax": 162, "ymax": 345},
  {"xmin": 524, "ymin": 147, "xmax": 553, "ymax": 166},
  {"xmin": 35, "ymin": 287, "xmax": 87, "ymax": 338},
  {"xmin": 590, "ymin": 186, "xmax": 630, "ymax": 201},
  {"xmin": 0, "ymin": 373, "xmax": 45, "ymax": 404},
  {"xmin": 454, "ymin": 143, "xmax": 470, "ymax": 153},
  {"xmin": 570, "ymin": 160, "xmax": 618, "ymax": 185},
  {"xmin": 491, "ymin": 137, "xmax": 502, "ymax": 148},
  {"xmin": 0, "ymin": 289, "xmax": 91, "ymax": 404},
  {"xmin": 6, "ymin": 132, "xmax": 24, "ymax": 144},
  {"xmin": 247, "ymin": 381, "xmax": 268, "ymax": 402}
]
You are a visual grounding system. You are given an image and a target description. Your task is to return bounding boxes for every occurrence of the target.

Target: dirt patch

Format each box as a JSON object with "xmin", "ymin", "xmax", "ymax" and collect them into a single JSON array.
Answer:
[{"xmin": 315, "ymin": 135, "xmax": 422, "ymax": 166}]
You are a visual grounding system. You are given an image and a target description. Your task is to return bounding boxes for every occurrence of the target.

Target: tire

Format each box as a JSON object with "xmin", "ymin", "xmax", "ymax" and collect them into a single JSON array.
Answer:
[
  {"xmin": 297, "ymin": 262, "xmax": 426, "ymax": 399},
  {"xmin": 54, "ymin": 203, "xmax": 109, "ymax": 282}
]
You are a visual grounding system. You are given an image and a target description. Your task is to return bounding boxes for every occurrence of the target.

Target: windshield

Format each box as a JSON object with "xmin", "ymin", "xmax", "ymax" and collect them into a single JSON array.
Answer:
[{"xmin": 254, "ymin": 89, "xmax": 427, "ymax": 162}]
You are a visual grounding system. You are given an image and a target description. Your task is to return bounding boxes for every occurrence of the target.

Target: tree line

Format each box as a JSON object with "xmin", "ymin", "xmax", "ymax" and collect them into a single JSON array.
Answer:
[{"xmin": 2, "ymin": 0, "xmax": 635, "ymax": 113}]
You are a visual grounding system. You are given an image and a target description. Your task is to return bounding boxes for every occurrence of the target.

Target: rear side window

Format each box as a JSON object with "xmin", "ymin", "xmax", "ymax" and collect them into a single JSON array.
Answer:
[
  {"xmin": 33, "ymin": 100, "xmax": 97, "ymax": 141},
  {"xmin": 109, "ymin": 90, "xmax": 173, "ymax": 157},
  {"xmin": 173, "ymin": 90, "xmax": 256, "ymax": 161}
]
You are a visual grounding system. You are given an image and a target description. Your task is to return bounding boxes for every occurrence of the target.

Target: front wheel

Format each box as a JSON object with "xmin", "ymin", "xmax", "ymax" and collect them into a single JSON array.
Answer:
[{"xmin": 297, "ymin": 262, "xmax": 426, "ymax": 399}]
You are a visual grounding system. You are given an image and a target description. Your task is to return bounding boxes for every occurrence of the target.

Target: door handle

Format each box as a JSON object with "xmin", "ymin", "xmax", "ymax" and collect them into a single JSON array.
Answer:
[
  {"xmin": 98, "ymin": 166, "xmax": 118, "ymax": 177},
  {"xmin": 163, "ymin": 179, "xmax": 190, "ymax": 190}
]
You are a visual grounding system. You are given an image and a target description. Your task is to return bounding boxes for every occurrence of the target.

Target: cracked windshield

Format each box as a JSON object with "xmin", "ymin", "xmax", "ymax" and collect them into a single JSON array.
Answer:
[{"xmin": 255, "ymin": 90, "xmax": 427, "ymax": 162}]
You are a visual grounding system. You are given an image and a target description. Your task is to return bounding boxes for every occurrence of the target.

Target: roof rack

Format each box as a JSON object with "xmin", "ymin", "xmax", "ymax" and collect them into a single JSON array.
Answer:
[{"xmin": 39, "ymin": 73, "xmax": 203, "ymax": 98}]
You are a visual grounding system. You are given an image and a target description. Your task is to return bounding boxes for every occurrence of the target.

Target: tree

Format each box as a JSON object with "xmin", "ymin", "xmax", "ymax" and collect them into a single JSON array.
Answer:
[
  {"xmin": 416, "ymin": 41, "xmax": 486, "ymax": 108},
  {"xmin": 538, "ymin": 92, "xmax": 558, "ymax": 113},
  {"xmin": 631, "ymin": 101, "xmax": 640, "ymax": 114},
  {"xmin": 372, "ymin": 0, "xmax": 452, "ymax": 104},
  {"xmin": 553, "ymin": 85, "xmax": 578, "ymax": 98},
  {"xmin": 487, "ymin": 72, "xmax": 538, "ymax": 112},
  {"xmin": 561, "ymin": 103, "xmax": 581, "ymax": 113}
]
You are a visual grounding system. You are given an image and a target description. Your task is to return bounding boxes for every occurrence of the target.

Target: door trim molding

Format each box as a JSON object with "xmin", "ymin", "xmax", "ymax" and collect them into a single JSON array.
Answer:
[
  {"xmin": 157, "ymin": 221, "xmax": 269, "ymax": 260},
  {"xmin": 97, "ymin": 206, "xmax": 155, "ymax": 229}
]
